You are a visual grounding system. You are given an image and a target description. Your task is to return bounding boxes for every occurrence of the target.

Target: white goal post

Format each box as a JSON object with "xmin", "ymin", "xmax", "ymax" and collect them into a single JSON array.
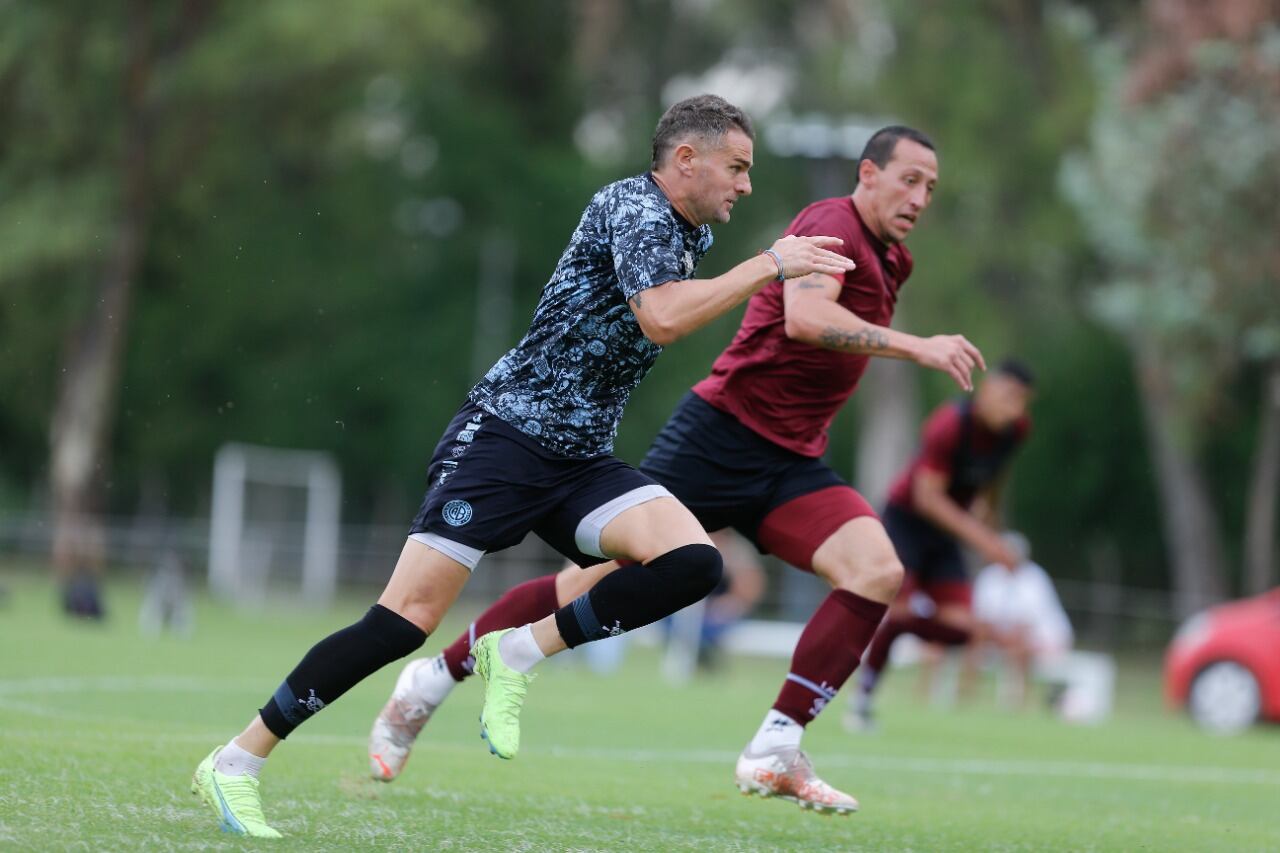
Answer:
[{"xmin": 208, "ymin": 443, "xmax": 342, "ymax": 606}]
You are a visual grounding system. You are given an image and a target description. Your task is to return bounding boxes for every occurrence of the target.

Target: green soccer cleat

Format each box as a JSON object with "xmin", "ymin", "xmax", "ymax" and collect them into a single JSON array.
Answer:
[
  {"xmin": 191, "ymin": 747, "xmax": 282, "ymax": 838},
  {"xmin": 472, "ymin": 629, "xmax": 533, "ymax": 760}
]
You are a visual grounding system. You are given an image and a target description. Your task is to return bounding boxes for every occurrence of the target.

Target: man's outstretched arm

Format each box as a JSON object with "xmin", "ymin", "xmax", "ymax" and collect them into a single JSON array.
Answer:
[
  {"xmin": 781, "ymin": 272, "xmax": 986, "ymax": 392},
  {"xmin": 628, "ymin": 236, "xmax": 855, "ymax": 346}
]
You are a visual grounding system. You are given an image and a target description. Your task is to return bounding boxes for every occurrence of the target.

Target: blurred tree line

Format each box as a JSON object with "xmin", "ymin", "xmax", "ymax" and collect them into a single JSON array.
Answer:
[{"xmin": 0, "ymin": 0, "xmax": 1275, "ymax": 611}]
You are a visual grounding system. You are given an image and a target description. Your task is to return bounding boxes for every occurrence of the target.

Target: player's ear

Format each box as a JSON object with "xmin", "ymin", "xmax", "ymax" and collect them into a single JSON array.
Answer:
[
  {"xmin": 672, "ymin": 141, "xmax": 698, "ymax": 176},
  {"xmin": 856, "ymin": 157, "xmax": 878, "ymax": 187}
]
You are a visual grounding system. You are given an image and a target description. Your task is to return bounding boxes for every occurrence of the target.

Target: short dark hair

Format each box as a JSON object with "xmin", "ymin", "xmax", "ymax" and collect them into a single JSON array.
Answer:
[
  {"xmin": 650, "ymin": 94, "xmax": 754, "ymax": 170},
  {"xmin": 858, "ymin": 125, "xmax": 936, "ymax": 170},
  {"xmin": 995, "ymin": 358, "xmax": 1036, "ymax": 388}
]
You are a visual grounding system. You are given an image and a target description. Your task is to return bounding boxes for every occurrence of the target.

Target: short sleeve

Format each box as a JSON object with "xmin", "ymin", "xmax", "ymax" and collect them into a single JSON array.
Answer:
[
  {"xmin": 785, "ymin": 201, "xmax": 870, "ymax": 302},
  {"xmin": 608, "ymin": 191, "xmax": 687, "ymax": 301},
  {"xmin": 917, "ymin": 404, "xmax": 963, "ymax": 478},
  {"xmin": 784, "ymin": 204, "xmax": 858, "ymax": 265}
]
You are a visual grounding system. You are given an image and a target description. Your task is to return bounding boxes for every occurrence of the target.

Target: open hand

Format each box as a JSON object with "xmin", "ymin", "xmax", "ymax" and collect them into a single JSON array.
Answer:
[
  {"xmin": 915, "ymin": 334, "xmax": 986, "ymax": 392},
  {"xmin": 768, "ymin": 235, "xmax": 856, "ymax": 279}
]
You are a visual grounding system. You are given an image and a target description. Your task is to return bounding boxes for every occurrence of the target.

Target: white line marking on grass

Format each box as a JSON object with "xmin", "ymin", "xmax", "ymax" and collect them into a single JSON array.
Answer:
[
  {"xmin": 0, "ymin": 675, "xmax": 250, "ymax": 695},
  {"xmin": 4, "ymin": 676, "xmax": 1278, "ymax": 788},
  {"xmin": 0, "ymin": 676, "xmax": 263, "ymax": 725},
  {"xmin": 538, "ymin": 746, "xmax": 1280, "ymax": 787}
]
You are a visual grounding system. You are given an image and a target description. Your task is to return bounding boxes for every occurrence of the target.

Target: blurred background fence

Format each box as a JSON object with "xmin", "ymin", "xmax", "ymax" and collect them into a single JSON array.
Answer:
[{"xmin": 0, "ymin": 508, "xmax": 1183, "ymax": 650}]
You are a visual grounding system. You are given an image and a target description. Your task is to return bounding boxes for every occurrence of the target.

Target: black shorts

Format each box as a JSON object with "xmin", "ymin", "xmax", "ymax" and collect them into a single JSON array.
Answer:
[
  {"xmin": 639, "ymin": 392, "xmax": 848, "ymax": 549},
  {"xmin": 409, "ymin": 402, "xmax": 670, "ymax": 570},
  {"xmin": 882, "ymin": 503, "xmax": 967, "ymax": 583}
]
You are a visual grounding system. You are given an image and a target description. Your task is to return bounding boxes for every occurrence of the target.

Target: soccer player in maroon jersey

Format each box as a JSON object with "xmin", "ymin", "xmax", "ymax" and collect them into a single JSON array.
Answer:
[
  {"xmin": 848, "ymin": 361, "xmax": 1034, "ymax": 729},
  {"xmin": 369, "ymin": 125, "xmax": 983, "ymax": 814}
]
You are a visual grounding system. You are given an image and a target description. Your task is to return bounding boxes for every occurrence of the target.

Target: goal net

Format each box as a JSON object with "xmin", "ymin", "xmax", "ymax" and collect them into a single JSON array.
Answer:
[{"xmin": 208, "ymin": 443, "xmax": 341, "ymax": 606}]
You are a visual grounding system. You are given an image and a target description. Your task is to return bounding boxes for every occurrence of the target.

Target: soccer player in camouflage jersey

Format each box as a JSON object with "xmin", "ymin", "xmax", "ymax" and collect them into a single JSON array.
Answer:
[
  {"xmin": 370, "ymin": 127, "xmax": 988, "ymax": 815},
  {"xmin": 190, "ymin": 94, "xmax": 855, "ymax": 838}
]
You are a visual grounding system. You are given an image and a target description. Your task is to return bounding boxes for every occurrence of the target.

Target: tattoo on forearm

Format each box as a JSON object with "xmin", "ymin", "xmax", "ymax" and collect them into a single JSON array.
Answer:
[
  {"xmin": 818, "ymin": 325, "xmax": 889, "ymax": 352},
  {"xmin": 793, "ymin": 274, "xmax": 829, "ymax": 291}
]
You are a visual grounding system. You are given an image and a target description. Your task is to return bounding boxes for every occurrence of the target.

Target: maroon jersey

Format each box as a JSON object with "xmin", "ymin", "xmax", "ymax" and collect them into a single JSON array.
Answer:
[
  {"xmin": 692, "ymin": 196, "xmax": 913, "ymax": 457},
  {"xmin": 887, "ymin": 399, "xmax": 1030, "ymax": 512}
]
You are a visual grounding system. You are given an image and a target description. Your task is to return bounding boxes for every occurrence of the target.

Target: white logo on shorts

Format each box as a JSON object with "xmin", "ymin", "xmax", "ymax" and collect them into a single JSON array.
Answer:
[{"xmin": 442, "ymin": 500, "xmax": 473, "ymax": 527}]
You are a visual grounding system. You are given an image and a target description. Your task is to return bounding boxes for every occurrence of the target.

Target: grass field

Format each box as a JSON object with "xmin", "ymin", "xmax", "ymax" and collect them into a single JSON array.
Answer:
[{"xmin": 2, "ymin": 568, "xmax": 1278, "ymax": 852}]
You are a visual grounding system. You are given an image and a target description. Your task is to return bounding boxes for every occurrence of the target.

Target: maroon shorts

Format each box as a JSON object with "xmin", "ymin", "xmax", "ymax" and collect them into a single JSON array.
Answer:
[
  {"xmin": 756, "ymin": 485, "xmax": 878, "ymax": 573},
  {"xmin": 881, "ymin": 504, "xmax": 971, "ymax": 608},
  {"xmin": 639, "ymin": 393, "xmax": 878, "ymax": 571}
]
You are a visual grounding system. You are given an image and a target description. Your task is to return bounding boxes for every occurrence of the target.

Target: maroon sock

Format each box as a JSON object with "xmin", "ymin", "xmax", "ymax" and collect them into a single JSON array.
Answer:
[
  {"xmin": 861, "ymin": 613, "xmax": 970, "ymax": 676},
  {"xmin": 441, "ymin": 573, "xmax": 560, "ymax": 681},
  {"xmin": 770, "ymin": 590, "xmax": 888, "ymax": 726},
  {"xmin": 907, "ymin": 615, "xmax": 970, "ymax": 647}
]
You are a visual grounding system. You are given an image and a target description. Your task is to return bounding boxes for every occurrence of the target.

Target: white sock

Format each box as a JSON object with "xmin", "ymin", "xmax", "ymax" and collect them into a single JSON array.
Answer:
[
  {"xmin": 748, "ymin": 709, "xmax": 803, "ymax": 754},
  {"xmin": 400, "ymin": 654, "xmax": 456, "ymax": 708},
  {"xmin": 497, "ymin": 625, "xmax": 545, "ymax": 674},
  {"xmin": 214, "ymin": 739, "xmax": 267, "ymax": 778}
]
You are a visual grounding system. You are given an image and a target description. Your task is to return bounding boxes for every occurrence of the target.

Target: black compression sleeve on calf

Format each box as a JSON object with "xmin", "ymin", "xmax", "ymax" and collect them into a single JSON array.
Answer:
[
  {"xmin": 258, "ymin": 604, "xmax": 426, "ymax": 739},
  {"xmin": 553, "ymin": 543, "xmax": 723, "ymax": 649}
]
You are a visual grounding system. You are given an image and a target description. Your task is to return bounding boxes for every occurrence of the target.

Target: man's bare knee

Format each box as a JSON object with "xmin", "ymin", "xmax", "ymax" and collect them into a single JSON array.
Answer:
[
  {"xmin": 865, "ymin": 554, "xmax": 905, "ymax": 598},
  {"xmin": 377, "ymin": 595, "xmax": 449, "ymax": 635},
  {"xmin": 376, "ymin": 540, "xmax": 471, "ymax": 633},
  {"xmin": 824, "ymin": 553, "xmax": 902, "ymax": 600},
  {"xmin": 813, "ymin": 536, "xmax": 902, "ymax": 595}
]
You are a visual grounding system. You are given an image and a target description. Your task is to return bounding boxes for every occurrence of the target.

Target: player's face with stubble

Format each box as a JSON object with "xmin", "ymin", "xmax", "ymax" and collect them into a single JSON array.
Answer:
[
  {"xmin": 690, "ymin": 128, "xmax": 754, "ymax": 224},
  {"xmin": 866, "ymin": 139, "xmax": 938, "ymax": 244}
]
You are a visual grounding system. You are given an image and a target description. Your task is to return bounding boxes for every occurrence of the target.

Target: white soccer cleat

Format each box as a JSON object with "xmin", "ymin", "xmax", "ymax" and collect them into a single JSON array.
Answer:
[
  {"xmin": 368, "ymin": 656, "xmax": 446, "ymax": 781},
  {"xmin": 734, "ymin": 746, "xmax": 859, "ymax": 815}
]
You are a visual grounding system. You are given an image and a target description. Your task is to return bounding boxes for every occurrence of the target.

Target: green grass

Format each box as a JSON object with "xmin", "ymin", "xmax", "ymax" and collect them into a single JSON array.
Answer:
[{"xmin": 1, "ymin": 568, "xmax": 1278, "ymax": 851}]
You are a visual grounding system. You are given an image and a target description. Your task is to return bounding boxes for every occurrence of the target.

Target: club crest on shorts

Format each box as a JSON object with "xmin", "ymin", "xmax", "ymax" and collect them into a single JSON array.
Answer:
[{"xmin": 442, "ymin": 499, "xmax": 473, "ymax": 527}]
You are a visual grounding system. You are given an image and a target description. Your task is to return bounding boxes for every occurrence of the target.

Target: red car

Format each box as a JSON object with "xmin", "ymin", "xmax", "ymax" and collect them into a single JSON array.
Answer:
[{"xmin": 1165, "ymin": 587, "xmax": 1280, "ymax": 733}]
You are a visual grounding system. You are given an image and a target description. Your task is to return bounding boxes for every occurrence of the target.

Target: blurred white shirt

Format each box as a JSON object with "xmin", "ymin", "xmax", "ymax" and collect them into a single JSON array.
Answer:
[{"xmin": 973, "ymin": 560, "xmax": 1073, "ymax": 655}]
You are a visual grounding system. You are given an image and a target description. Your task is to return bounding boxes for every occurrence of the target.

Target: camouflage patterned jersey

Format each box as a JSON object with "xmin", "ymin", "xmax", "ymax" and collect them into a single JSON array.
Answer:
[{"xmin": 468, "ymin": 173, "xmax": 713, "ymax": 458}]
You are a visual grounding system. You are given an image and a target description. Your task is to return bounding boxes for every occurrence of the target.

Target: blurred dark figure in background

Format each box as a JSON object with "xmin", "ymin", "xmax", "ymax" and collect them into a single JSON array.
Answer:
[
  {"xmin": 62, "ymin": 570, "xmax": 105, "ymax": 620},
  {"xmin": 849, "ymin": 359, "xmax": 1034, "ymax": 730},
  {"xmin": 139, "ymin": 550, "xmax": 194, "ymax": 637}
]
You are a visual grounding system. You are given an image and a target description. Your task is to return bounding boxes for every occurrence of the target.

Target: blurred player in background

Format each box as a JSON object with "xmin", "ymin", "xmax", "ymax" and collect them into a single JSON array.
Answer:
[
  {"xmin": 370, "ymin": 125, "xmax": 985, "ymax": 815},
  {"xmin": 965, "ymin": 531, "xmax": 1115, "ymax": 722},
  {"xmin": 966, "ymin": 531, "xmax": 1072, "ymax": 707},
  {"xmin": 189, "ymin": 94, "xmax": 858, "ymax": 838},
  {"xmin": 848, "ymin": 360, "xmax": 1033, "ymax": 730}
]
